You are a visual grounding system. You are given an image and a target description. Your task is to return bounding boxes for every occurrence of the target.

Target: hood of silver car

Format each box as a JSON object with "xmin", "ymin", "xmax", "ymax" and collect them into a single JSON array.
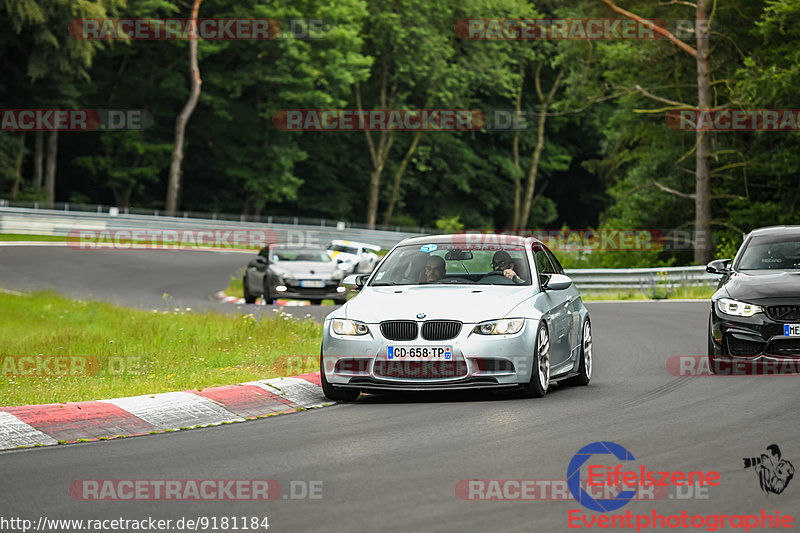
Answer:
[{"xmin": 342, "ymin": 285, "xmax": 535, "ymax": 323}]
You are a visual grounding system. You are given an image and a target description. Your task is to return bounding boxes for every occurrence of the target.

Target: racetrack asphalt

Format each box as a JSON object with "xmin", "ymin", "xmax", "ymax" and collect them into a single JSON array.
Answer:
[
  {"xmin": 0, "ymin": 244, "xmax": 334, "ymax": 321},
  {"xmin": 1, "ymin": 245, "xmax": 798, "ymax": 531}
]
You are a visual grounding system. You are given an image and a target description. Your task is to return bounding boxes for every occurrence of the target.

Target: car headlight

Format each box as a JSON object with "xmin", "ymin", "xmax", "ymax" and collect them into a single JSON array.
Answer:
[
  {"xmin": 331, "ymin": 319, "xmax": 370, "ymax": 336},
  {"xmin": 274, "ymin": 270, "xmax": 294, "ymax": 280},
  {"xmin": 473, "ymin": 318, "xmax": 525, "ymax": 335},
  {"xmin": 717, "ymin": 298, "xmax": 762, "ymax": 317}
]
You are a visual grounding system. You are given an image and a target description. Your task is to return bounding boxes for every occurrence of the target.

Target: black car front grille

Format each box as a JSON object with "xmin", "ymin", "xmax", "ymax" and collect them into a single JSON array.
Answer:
[
  {"xmin": 766, "ymin": 305, "xmax": 800, "ymax": 322},
  {"xmin": 421, "ymin": 321, "xmax": 462, "ymax": 341},
  {"xmin": 726, "ymin": 336, "xmax": 764, "ymax": 356},
  {"xmin": 373, "ymin": 360, "xmax": 468, "ymax": 379},
  {"xmin": 765, "ymin": 338, "xmax": 800, "ymax": 356},
  {"xmin": 380, "ymin": 321, "xmax": 418, "ymax": 341}
]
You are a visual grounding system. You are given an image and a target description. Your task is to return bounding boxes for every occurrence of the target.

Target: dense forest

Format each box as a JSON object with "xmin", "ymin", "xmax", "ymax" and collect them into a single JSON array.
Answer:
[{"xmin": 1, "ymin": 0, "xmax": 799, "ymax": 266}]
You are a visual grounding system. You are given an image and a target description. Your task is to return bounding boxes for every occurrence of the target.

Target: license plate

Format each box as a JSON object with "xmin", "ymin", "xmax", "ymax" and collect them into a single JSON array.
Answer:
[
  {"xmin": 300, "ymin": 280, "xmax": 325, "ymax": 288},
  {"xmin": 784, "ymin": 324, "xmax": 800, "ymax": 336},
  {"xmin": 387, "ymin": 346, "xmax": 453, "ymax": 361}
]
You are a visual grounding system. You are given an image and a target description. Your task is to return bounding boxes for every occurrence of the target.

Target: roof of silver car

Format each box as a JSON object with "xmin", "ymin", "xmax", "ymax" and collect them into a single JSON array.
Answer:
[{"xmin": 397, "ymin": 233, "xmax": 542, "ymax": 247}]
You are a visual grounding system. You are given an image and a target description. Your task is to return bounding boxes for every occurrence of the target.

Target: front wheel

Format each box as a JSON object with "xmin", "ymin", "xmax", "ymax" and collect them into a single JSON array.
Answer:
[
  {"xmin": 243, "ymin": 276, "xmax": 257, "ymax": 304},
  {"xmin": 564, "ymin": 319, "xmax": 592, "ymax": 386},
  {"xmin": 521, "ymin": 322, "xmax": 550, "ymax": 398},
  {"xmin": 320, "ymin": 352, "xmax": 360, "ymax": 402}
]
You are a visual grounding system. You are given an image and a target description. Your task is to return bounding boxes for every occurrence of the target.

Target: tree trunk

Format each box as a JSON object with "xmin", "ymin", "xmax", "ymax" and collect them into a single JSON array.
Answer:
[
  {"xmin": 34, "ymin": 131, "xmax": 43, "ymax": 190},
  {"xmin": 694, "ymin": 0, "xmax": 712, "ymax": 264},
  {"xmin": 44, "ymin": 130, "xmax": 58, "ymax": 207},
  {"xmin": 599, "ymin": 0, "xmax": 711, "ymax": 263},
  {"xmin": 510, "ymin": 58, "xmax": 525, "ymax": 229},
  {"xmin": 10, "ymin": 132, "xmax": 25, "ymax": 199},
  {"xmin": 165, "ymin": 0, "xmax": 204, "ymax": 215},
  {"xmin": 518, "ymin": 66, "xmax": 564, "ymax": 230},
  {"xmin": 357, "ymin": 70, "xmax": 393, "ymax": 229},
  {"xmin": 382, "ymin": 131, "xmax": 422, "ymax": 225}
]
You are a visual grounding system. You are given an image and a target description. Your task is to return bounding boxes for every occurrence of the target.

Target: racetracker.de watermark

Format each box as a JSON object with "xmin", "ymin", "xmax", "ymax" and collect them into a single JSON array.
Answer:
[
  {"xmin": 66, "ymin": 229, "xmax": 279, "ymax": 251},
  {"xmin": 273, "ymin": 109, "xmax": 484, "ymax": 132},
  {"xmin": 667, "ymin": 356, "xmax": 800, "ymax": 376},
  {"xmin": 0, "ymin": 355, "xmax": 145, "ymax": 377},
  {"xmin": 1, "ymin": 109, "xmax": 151, "ymax": 132},
  {"xmin": 667, "ymin": 109, "xmax": 800, "ymax": 132},
  {"xmin": 455, "ymin": 18, "xmax": 665, "ymax": 40},
  {"xmin": 69, "ymin": 18, "xmax": 330, "ymax": 40},
  {"xmin": 68, "ymin": 479, "xmax": 325, "ymax": 500}
]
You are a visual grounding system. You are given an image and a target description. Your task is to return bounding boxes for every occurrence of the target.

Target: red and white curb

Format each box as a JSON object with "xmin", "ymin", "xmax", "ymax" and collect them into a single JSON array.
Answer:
[
  {"xmin": 211, "ymin": 290, "xmax": 310, "ymax": 306},
  {"xmin": 0, "ymin": 372, "xmax": 327, "ymax": 451}
]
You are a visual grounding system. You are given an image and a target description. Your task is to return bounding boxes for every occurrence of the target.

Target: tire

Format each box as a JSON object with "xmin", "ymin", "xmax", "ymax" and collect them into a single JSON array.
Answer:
[
  {"xmin": 263, "ymin": 280, "xmax": 275, "ymax": 305},
  {"xmin": 243, "ymin": 276, "xmax": 256, "ymax": 304},
  {"xmin": 320, "ymin": 352, "xmax": 360, "ymax": 402},
  {"xmin": 334, "ymin": 297, "xmax": 347, "ymax": 306},
  {"xmin": 708, "ymin": 314, "xmax": 720, "ymax": 374},
  {"xmin": 310, "ymin": 299, "xmax": 322, "ymax": 306},
  {"xmin": 521, "ymin": 322, "xmax": 550, "ymax": 398},
  {"xmin": 564, "ymin": 319, "xmax": 592, "ymax": 386}
]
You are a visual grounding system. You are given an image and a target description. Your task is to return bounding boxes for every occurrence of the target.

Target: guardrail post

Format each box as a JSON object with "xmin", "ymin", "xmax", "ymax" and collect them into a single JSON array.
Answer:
[{"xmin": 64, "ymin": 203, "xmax": 69, "ymax": 211}]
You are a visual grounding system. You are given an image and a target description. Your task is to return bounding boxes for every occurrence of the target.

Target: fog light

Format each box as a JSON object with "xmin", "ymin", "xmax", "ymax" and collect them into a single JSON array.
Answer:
[
  {"xmin": 336, "ymin": 286, "xmax": 346, "ymax": 293},
  {"xmin": 276, "ymin": 285, "xmax": 287, "ymax": 292}
]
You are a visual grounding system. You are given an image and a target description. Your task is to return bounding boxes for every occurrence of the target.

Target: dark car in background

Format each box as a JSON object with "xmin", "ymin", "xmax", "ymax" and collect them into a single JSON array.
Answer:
[
  {"xmin": 707, "ymin": 226, "xmax": 800, "ymax": 372},
  {"xmin": 244, "ymin": 244, "xmax": 349, "ymax": 305}
]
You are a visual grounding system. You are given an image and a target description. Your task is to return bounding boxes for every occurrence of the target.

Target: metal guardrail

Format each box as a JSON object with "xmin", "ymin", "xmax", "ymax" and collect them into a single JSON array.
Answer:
[
  {"xmin": 0, "ymin": 199, "xmax": 433, "ymax": 234},
  {"xmin": 0, "ymin": 206, "xmax": 424, "ymax": 250},
  {"xmin": 565, "ymin": 266, "xmax": 720, "ymax": 294},
  {"xmin": 0, "ymin": 205, "xmax": 720, "ymax": 293}
]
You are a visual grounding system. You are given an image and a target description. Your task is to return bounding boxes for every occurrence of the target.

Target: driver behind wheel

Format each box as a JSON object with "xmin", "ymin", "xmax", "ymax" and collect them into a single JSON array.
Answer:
[
  {"xmin": 491, "ymin": 251, "xmax": 524, "ymax": 284},
  {"xmin": 420, "ymin": 255, "xmax": 446, "ymax": 283}
]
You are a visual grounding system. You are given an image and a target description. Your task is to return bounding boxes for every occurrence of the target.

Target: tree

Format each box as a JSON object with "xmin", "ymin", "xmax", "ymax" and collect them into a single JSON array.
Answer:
[
  {"xmin": 164, "ymin": 0, "xmax": 203, "ymax": 214},
  {"xmin": 598, "ymin": 0, "xmax": 713, "ymax": 263}
]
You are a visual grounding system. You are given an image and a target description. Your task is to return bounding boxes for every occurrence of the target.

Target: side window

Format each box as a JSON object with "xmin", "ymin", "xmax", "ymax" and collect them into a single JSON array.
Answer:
[
  {"xmin": 534, "ymin": 250, "xmax": 555, "ymax": 275},
  {"xmin": 544, "ymin": 249, "xmax": 565, "ymax": 275}
]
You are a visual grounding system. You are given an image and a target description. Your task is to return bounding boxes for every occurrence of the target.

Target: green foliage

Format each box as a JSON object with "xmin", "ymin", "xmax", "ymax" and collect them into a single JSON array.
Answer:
[
  {"xmin": 435, "ymin": 215, "xmax": 464, "ymax": 233},
  {"xmin": 1, "ymin": 0, "xmax": 797, "ymax": 269}
]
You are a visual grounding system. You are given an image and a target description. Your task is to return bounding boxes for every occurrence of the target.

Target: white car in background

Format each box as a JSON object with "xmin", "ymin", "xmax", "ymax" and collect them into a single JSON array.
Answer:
[{"xmin": 327, "ymin": 240, "xmax": 382, "ymax": 274}]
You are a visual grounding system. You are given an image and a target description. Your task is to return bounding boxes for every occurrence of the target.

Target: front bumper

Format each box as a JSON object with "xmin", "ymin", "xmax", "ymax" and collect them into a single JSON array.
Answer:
[
  {"xmin": 710, "ymin": 304, "xmax": 800, "ymax": 359},
  {"xmin": 274, "ymin": 280, "xmax": 345, "ymax": 300},
  {"xmin": 321, "ymin": 319, "xmax": 538, "ymax": 391}
]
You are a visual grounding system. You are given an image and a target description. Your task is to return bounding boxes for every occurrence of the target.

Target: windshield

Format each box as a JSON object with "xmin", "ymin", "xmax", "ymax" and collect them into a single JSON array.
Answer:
[
  {"xmin": 328, "ymin": 244, "xmax": 359, "ymax": 255},
  {"xmin": 369, "ymin": 244, "xmax": 531, "ymax": 286},
  {"xmin": 737, "ymin": 235, "xmax": 800, "ymax": 270},
  {"xmin": 272, "ymin": 249, "xmax": 331, "ymax": 262}
]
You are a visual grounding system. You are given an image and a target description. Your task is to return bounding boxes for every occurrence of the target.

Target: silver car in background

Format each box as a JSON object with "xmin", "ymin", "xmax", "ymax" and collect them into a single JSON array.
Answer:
[{"xmin": 320, "ymin": 234, "xmax": 593, "ymax": 401}]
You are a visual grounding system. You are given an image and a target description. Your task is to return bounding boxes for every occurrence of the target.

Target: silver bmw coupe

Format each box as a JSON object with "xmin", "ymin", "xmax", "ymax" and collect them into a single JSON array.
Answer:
[{"xmin": 320, "ymin": 234, "xmax": 593, "ymax": 401}]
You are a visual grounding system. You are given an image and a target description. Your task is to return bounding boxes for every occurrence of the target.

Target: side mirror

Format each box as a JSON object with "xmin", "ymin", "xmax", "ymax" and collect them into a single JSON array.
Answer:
[
  {"xmin": 541, "ymin": 273, "xmax": 573, "ymax": 291},
  {"xmin": 343, "ymin": 274, "xmax": 369, "ymax": 290},
  {"xmin": 255, "ymin": 256, "xmax": 268, "ymax": 264},
  {"xmin": 706, "ymin": 259, "xmax": 731, "ymax": 274}
]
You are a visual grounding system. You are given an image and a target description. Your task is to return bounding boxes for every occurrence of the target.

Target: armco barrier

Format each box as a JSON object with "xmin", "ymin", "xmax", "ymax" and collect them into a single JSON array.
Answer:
[
  {"xmin": 0, "ymin": 206, "xmax": 721, "ymax": 292},
  {"xmin": 564, "ymin": 266, "xmax": 720, "ymax": 292},
  {"xmin": 0, "ymin": 206, "xmax": 421, "ymax": 251}
]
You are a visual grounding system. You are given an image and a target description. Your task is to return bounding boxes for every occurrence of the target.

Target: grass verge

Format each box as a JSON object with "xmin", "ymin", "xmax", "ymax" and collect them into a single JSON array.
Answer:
[
  {"xmin": 0, "ymin": 233, "xmax": 66, "ymax": 241},
  {"xmin": 0, "ymin": 291, "xmax": 322, "ymax": 406},
  {"xmin": 581, "ymin": 284, "xmax": 715, "ymax": 301}
]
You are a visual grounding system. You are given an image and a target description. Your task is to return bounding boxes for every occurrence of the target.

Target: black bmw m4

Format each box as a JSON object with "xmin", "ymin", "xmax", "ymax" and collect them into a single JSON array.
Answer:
[{"xmin": 707, "ymin": 226, "xmax": 800, "ymax": 373}]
